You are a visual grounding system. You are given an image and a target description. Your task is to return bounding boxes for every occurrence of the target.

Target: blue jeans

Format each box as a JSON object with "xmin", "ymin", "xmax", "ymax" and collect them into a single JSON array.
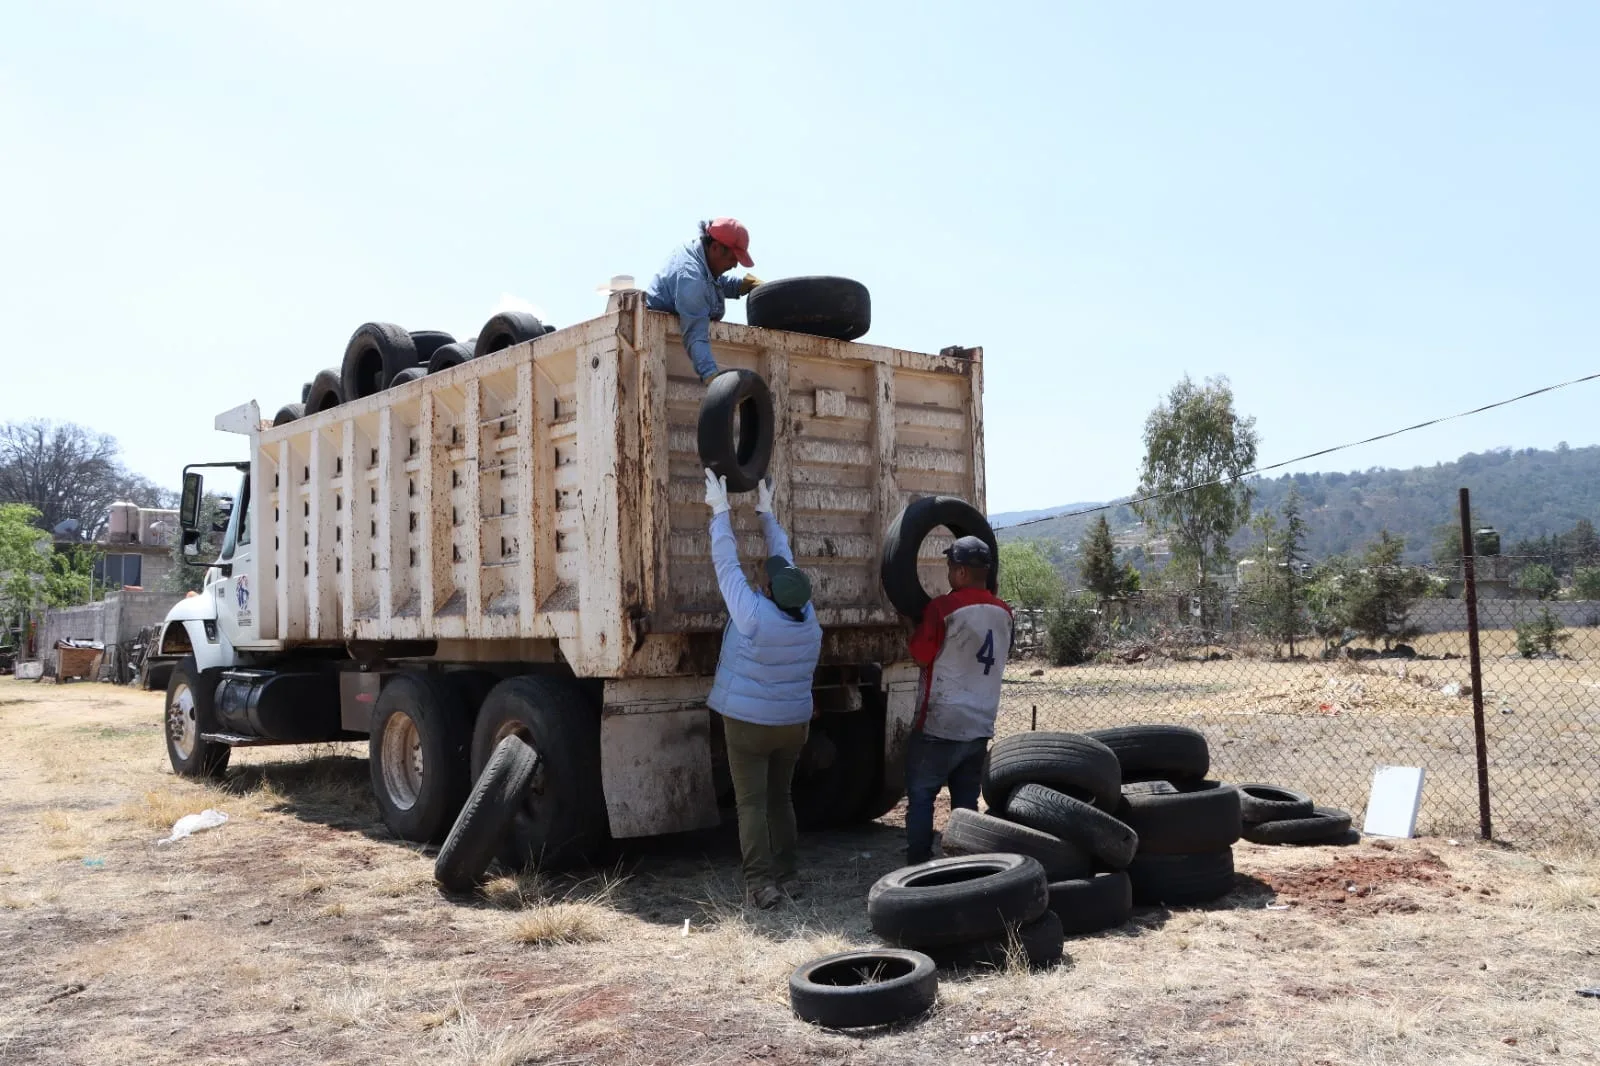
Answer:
[{"xmin": 904, "ymin": 732, "xmax": 989, "ymax": 865}]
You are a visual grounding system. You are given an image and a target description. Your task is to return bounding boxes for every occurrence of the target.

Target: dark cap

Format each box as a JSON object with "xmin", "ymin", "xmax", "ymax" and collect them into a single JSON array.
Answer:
[
  {"xmin": 943, "ymin": 536, "xmax": 992, "ymax": 567},
  {"xmin": 764, "ymin": 556, "xmax": 812, "ymax": 610}
]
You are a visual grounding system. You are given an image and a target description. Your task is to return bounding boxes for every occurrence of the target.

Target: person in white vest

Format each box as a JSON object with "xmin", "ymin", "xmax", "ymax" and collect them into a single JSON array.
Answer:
[
  {"xmin": 703, "ymin": 469, "xmax": 823, "ymax": 909},
  {"xmin": 904, "ymin": 536, "xmax": 1014, "ymax": 865}
]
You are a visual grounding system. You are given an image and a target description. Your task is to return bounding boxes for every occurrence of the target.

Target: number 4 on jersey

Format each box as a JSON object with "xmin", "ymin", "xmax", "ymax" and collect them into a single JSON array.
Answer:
[{"xmin": 976, "ymin": 630, "xmax": 996, "ymax": 675}]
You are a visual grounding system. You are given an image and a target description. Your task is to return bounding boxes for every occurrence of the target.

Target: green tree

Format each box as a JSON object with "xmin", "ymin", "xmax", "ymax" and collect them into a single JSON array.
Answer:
[
  {"xmin": 997, "ymin": 541, "xmax": 1062, "ymax": 609},
  {"xmin": 1517, "ymin": 563, "xmax": 1560, "ymax": 600},
  {"xmin": 162, "ymin": 494, "xmax": 226, "ymax": 594},
  {"xmin": 1515, "ymin": 607, "xmax": 1569, "ymax": 658},
  {"xmin": 1572, "ymin": 566, "xmax": 1600, "ymax": 600},
  {"xmin": 1342, "ymin": 531, "xmax": 1430, "ymax": 649},
  {"xmin": 1239, "ymin": 488, "xmax": 1309, "ymax": 655},
  {"xmin": 1304, "ymin": 556, "xmax": 1353, "ymax": 653},
  {"xmin": 1079, "ymin": 515, "xmax": 1139, "ymax": 602},
  {"xmin": 1133, "ymin": 375, "xmax": 1259, "ymax": 631},
  {"xmin": 1046, "ymin": 593, "xmax": 1100, "ymax": 666},
  {"xmin": 1563, "ymin": 519, "xmax": 1600, "ymax": 570},
  {"xmin": 44, "ymin": 546, "xmax": 95, "ymax": 607}
]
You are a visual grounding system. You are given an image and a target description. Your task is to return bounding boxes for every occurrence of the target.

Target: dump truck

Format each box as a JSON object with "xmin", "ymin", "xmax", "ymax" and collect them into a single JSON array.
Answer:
[{"xmin": 153, "ymin": 290, "xmax": 987, "ymax": 864}]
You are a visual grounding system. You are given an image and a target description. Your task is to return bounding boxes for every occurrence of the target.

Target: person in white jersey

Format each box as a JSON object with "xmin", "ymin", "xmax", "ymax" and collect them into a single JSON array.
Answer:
[{"xmin": 903, "ymin": 536, "xmax": 1015, "ymax": 865}]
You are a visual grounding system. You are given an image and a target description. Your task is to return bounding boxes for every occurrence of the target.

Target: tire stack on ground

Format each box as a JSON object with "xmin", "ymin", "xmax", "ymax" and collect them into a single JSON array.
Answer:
[
  {"xmin": 867, "ymin": 853, "xmax": 1061, "ymax": 972},
  {"xmin": 1087, "ymin": 726, "xmax": 1242, "ymax": 906},
  {"xmin": 1236, "ymin": 785, "xmax": 1360, "ymax": 847}
]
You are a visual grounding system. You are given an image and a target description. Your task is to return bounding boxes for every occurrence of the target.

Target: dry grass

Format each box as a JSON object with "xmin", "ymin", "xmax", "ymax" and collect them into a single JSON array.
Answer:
[{"xmin": 5, "ymin": 676, "xmax": 1600, "ymax": 1066}]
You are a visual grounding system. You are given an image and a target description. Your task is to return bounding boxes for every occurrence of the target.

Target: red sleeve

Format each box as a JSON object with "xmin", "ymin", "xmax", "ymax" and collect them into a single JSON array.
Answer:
[{"xmin": 908, "ymin": 595, "xmax": 952, "ymax": 666}]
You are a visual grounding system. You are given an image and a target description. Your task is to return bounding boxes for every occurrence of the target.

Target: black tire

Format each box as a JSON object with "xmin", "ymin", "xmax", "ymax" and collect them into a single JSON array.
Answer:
[
  {"xmin": 434, "ymin": 735, "xmax": 538, "ymax": 893},
  {"xmin": 793, "ymin": 709, "xmax": 880, "ymax": 830},
  {"xmin": 1117, "ymin": 780, "xmax": 1242, "ymax": 855},
  {"xmin": 697, "ymin": 369, "xmax": 775, "ymax": 493},
  {"xmin": 1084, "ymin": 725, "xmax": 1210, "ymax": 784},
  {"xmin": 470, "ymin": 676, "xmax": 607, "ymax": 871},
  {"xmin": 164, "ymin": 656, "xmax": 230, "ymax": 778},
  {"xmin": 271, "ymin": 403, "xmax": 305, "ymax": 426},
  {"xmin": 409, "ymin": 330, "xmax": 456, "ymax": 365},
  {"xmin": 1122, "ymin": 781, "xmax": 1179, "ymax": 797},
  {"xmin": 923, "ymin": 910, "xmax": 1065, "ymax": 971},
  {"xmin": 868, "ymin": 853, "xmax": 1048, "ymax": 949},
  {"xmin": 1242, "ymin": 806, "xmax": 1354, "ymax": 846},
  {"xmin": 746, "ymin": 276, "xmax": 871, "ymax": 341},
  {"xmin": 880, "ymin": 496, "xmax": 999, "ymax": 622},
  {"xmin": 389, "ymin": 366, "xmax": 425, "ymax": 388},
  {"xmin": 474, "ymin": 311, "xmax": 546, "ymax": 357},
  {"xmin": 368, "ymin": 672, "xmax": 473, "ymax": 844},
  {"xmin": 300, "ymin": 381, "xmax": 312, "ymax": 404},
  {"xmin": 1048, "ymin": 871, "xmax": 1134, "ymax": 935},
  {"xmin": 1127, "ymin": 849, "xmax": 1236, "ymax": 906},
  {"xmin": 1236, "ymin": 783, "xmax": 1316, "ymax": 824},
  {"xmin": 342, "ymin": 321, "xmax": 419, "ymax": 401},
  {"xmin": 981, "ymin": 732, "xmax": 1121, "ymax": 812},
  {"xmin": 940, "ymin": 809, "xmax": 1092, "ymax": 880},
  {"xmin": 306, "ymin": 367, "xmax": 344, "ymax": 413},
  {"xmin": 1005, "ymin": 783, "xmax": 1139, "ymax": 869},
  {"xmin": 426, "ymin": 341, "xmax": 475, "ymax": 374},
  {"xmin": 789, "ymin": 949, "xmax": 936, "ymax": 1029}
]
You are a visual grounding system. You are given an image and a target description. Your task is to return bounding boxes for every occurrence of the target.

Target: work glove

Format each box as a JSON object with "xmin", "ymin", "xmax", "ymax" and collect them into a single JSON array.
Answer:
[
  {"xmin": 755, "ymin": 478, "xmax": 775, "ymax": 514},
  {"xmin": 738, "ymin": 274, "xmax": 763, "ymax": 297},
  {"xmin": 700, "ymin": 369, "xmax": 719, "ymax": 385},
  {"xmin": 703, "ymin": 468, "xmax": 730, "ymax": 516}
]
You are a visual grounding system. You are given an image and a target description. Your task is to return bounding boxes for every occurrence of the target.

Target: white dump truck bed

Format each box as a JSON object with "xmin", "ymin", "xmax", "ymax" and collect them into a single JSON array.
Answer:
[{"xmin": 244, "ymin": 291, "xmax": 984, "ymax": 677}]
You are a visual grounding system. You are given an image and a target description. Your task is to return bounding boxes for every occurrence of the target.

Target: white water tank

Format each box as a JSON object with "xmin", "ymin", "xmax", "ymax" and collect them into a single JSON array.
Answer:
[{"xmin": 108, "ymin": 502, "xmax": 139, "ymax": 543}]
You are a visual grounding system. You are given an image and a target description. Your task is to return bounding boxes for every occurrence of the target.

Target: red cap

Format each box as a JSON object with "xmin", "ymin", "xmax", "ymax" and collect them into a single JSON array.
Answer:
[{"xmin": 706, "ymin": 217, "xmax": 754, "ymax": 268}]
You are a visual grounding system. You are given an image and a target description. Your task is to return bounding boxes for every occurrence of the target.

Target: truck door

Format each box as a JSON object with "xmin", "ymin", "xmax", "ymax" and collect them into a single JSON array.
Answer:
[{"xmin": 213, "ymin": 472, "xmax": 259, "ymax": 648}]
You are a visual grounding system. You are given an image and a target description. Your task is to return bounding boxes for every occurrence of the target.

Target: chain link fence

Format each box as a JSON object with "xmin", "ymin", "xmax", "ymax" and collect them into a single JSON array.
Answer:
[{"xmin": 999, "ymin": 567, "xmax": 1600, "ymax": 845}]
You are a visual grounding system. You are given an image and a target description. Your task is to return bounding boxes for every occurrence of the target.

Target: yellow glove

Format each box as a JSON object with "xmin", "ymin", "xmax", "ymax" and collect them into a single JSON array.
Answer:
[{"xmin": 738, "ymin": 274, "xmax": 763, "ymax": 296}]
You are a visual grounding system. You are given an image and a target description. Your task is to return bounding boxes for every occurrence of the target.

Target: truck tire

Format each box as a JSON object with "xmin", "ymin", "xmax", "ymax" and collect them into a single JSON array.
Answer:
[
  {"xmin": 923, "ymin": 909, "xmax": 1065, "ymax": 971},
  {"xmin": 342, "ymin": 321, "xmax": 419, "ymax": 401},
  {"xmin": 1236, "ymin": 784, "xmax": 1315, "ymax": 824},
  {"xmin": 434, "ymin": 735, "xmax": 538, "ymax": 894},
  {"xmin": 388, "ymin": 366, "xmax": 425, "ymax": 388},
  {"xmin": 697, "ymin": 369, "xmax": 774, "ymax": 494},
  {"xmin": 880, "ymin": 496, "xmax": 998, "ymax": 622},
  {"xmin": 868, "ymin": 853, "xmax": 1048, "ymax": 949},
  {"xmin": 1004, "ymin": 783, "xmax": 1139, "ymax": 869},
  {"xmin": 1127, "ymin": 849, "xmax": 1236, "ymax": 906},
  {"xmin": 409, "ymin": 330, "xmax": 456, "ymax": 365},
  {"xmin": 746, "ymin": 276, "xmax": 871, "ymax": 341},
  {"xmin": 470, "ymin": 676, "xmax": 607, "ymax": 871},
  {"xmin": 271, "ymin": 403, "xmax": 305, "ymax": 426},
  {"xmin": 1241, "ymin": 806, "xmax": 1354, "ymax": 846},
  {"xmin": 940, "ymin": 808, "xmax": 1093, "ymax": 881},
  {"xmin": 980, "ymin": 732, "xmax": 1121, "ymax": 812},
  {"xmin": 368, "ymin": 672, "xmax": 472, "ymax": 844},
  {"xmin": 426, "ymin": 341, "xmax": 475, "ymax": 374},
  {"xmin": 1117, "ymin": 780, "xmax": 1242, "ymax": 855},
  {"xmin": 164, "ymin": 656, "xmax": 230, "ymax": 778},
  {"xmin": 789, "ymin": 948, "xmax": 937, "ymax": 1029},
  {"xmin": 1084, "ymin": 725, "xmax": 1210, "ymax": 784},
  {"xmin": 300, "ymin": 381, "xmax": 312, "ymax": 404},
  {"xmin": 474, "ymin": 311, "xmax": 547, "ymax": 357},
  {"xmin": 306, "ymin": 368, "xmax": 344, "ymax": 413},
  {"xmin": 1048, "ymin": 871, "xmax": 1134, "ymax": 935},
  {"xmin": 793, "ymin": 709, "xmax": 879, "ymax": 830}
]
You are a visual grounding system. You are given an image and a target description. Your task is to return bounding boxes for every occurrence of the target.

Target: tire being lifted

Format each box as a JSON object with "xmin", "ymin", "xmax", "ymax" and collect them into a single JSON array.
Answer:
[
  {"xmin": 697, "ymin": 369, "xmax": 775, "ymax": 494},
  {"xmin": 880, "ymin": 496, "xmax": 998, "ymax": 622},
  {"xmin": 746, "ymin": 276, "xmax": 871, "ymax": 341}
]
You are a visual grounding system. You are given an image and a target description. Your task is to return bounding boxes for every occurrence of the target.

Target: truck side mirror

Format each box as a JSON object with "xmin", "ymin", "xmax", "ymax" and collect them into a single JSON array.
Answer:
[{"xmin": 180, "ymin": 472, "xmax": 203, "ymax": 531}]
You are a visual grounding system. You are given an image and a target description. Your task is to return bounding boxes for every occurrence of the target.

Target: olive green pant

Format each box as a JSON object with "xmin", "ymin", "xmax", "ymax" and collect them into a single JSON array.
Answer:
[{"xmin": 720, "ymin": 715, "xmax": 809, "ymax": 890}]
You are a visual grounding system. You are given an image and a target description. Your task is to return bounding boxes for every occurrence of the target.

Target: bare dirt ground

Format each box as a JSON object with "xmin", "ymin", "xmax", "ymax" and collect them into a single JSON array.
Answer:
[{"xmin": 3, "ymin": 678, "xmax": 1599, "ymax": 1065}]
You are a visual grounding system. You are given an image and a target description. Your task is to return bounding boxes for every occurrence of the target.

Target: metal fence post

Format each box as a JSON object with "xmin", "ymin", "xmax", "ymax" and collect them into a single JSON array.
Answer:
[{"xmin": 1458, "ymin": 487, "xmax": 1493, "ymax": 841}]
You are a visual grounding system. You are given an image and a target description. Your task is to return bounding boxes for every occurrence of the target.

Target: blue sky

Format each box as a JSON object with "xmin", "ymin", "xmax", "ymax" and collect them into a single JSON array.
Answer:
[{"xmin": 2, "ymin": 2, "xmax": 1596, "ymax": 513}]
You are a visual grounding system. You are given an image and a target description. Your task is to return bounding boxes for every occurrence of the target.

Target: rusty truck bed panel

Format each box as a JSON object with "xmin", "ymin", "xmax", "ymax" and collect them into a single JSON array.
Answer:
[{"xmin": 246, "ymin": 292, "xmax": 983, "ymax": 676}]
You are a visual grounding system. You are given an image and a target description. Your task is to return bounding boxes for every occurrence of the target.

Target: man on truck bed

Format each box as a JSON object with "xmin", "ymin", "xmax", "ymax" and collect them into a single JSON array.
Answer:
[
  {"xmin": 703, "ymin": 468, "xmax": 821, "ymax": 909},
  {"xmin": 646, "ymin": 218, "xmax": 762, "ymax": 383},
  {"xmin": 903, "ymin": 537, "xmax": 1015, "ymax": 866}
]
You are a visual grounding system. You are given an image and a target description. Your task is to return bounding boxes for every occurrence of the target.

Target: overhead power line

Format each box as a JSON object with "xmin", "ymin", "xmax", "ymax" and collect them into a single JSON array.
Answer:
[{"xmin": 998, "ymin": 368, "xmax": 1600, "ymax": 532}]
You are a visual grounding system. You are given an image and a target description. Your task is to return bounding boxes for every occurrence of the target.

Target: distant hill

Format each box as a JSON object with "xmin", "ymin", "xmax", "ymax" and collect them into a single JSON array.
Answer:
[
  {"xmin": 990, "ymin": 502, "xmax": 1106, "ymax": 529},
  {"xmin": 997, "ymin": 444, "xmax": 1600, "ymax": 565}
]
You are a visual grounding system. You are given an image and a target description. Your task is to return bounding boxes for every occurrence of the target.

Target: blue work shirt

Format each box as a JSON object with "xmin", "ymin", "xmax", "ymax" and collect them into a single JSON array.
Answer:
[{"xmin": 644, "ymin": 240, "xmax": 746, "ymax": 379}]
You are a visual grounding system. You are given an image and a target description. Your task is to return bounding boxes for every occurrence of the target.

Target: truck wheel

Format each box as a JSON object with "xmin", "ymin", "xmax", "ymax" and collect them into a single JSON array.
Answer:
[
  {"xmin": 306, "ymin": 368, "xmax": 344, "ymax": 413},
  {"xmin": 697, "ymin": 369, "xmax": 775, "ymax": 493},
  {"xmin": 342, "ymin": 321, "xmax": 419, "ymax": 401},
  {"xmin": 427, "ymin": 341, "xmax": 475, "ymax": 374},
  {"xmin": 470, "ymin": 676, "xmax": 607, "ymax": 871},
  {"xmin": 880, "ymin": 496, "xmax": 998, "ymax": 622},
  {"xmin": 746, "ymin": 276, "xmax": 872, "ymax": 341},
  {"xmin": 473, "ymin": 311, "xmax": 547, "ymax": 357},
  {"xmin": 368, "ymin": 672, "xmax": 472, "ymax": 844},
  {"xmin": 165, "ymin": 656, "xmax": 230, "ymax": 778}
]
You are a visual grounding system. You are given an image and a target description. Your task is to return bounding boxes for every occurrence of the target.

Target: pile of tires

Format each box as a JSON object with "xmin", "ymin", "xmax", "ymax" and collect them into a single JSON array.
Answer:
[
  {"xmin": 269, "ymin": 311, "xmax": 555, "ymax": 427},
  {"xmin": 1237, "ymin": 784, "xmax": 1360, "ymax": 847},
  {"xmin": 867, "ymin": 853, "xmax": 1062, "ymax": 972},
  {"xmin": 1087, "ymin": 725, "xmax": 1242, "ymax": 907}
]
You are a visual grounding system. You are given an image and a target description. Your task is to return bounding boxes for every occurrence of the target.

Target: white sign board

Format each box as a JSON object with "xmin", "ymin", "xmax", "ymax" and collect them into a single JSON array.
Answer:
[
  {"xmin": 14, "ymin": 661, "xmax": 43, "ymax": 680},
  {"xmin": 1364, "ymin": 765, "xmax": 1425, "ymax": 838}
]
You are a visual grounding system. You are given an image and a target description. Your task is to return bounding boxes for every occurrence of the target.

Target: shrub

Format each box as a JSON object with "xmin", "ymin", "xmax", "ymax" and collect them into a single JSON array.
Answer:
[{"xmin": 1047, "ymin": 594, "xmax": 1100, "ymax": 667}]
